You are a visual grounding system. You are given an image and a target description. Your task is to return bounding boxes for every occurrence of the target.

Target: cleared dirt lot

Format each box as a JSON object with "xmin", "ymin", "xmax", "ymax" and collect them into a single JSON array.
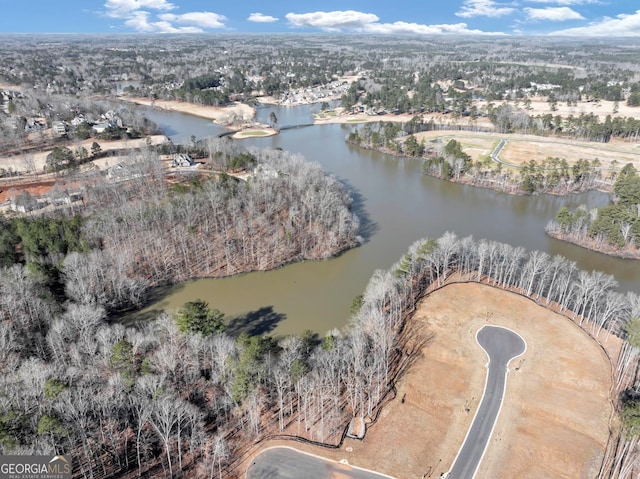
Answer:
[
  {"xmin": 249, "ymin": 283, "xmax": 618, "ymax": 479},
  {"xmin": 0, "ymin": 135, "xmax": 168, "ymax": 175}
]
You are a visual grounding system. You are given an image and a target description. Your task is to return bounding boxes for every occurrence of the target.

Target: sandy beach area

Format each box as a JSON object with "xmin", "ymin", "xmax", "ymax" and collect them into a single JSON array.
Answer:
[
  {"xmin": 125, "ymin": 97, "xmax": 255, "ymax": 125},
  {"xmin": 124, "ymin": 95, "xmax": 640, "ymax": 132},
  {"xmin": 127, "ymin": 96, "xmax": 638, "ymax": 137},
  {"xmin": 313, "ymin": 106, "xmax": 495, "ymax": 130}
]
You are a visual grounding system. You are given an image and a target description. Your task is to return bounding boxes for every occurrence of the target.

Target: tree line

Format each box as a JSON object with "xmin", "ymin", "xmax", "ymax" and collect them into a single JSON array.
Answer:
[
  {"xmin": 547, "ymin": 163, "xmax": 640, "ymax": 258},
  {"xmin": 386, "ymin": 233, "xmax": 640, "ymax": 479},
  {"xmin": 489, "ymin": 104, "xmax": 640, "ymax": 143},
  {"xmin": 350, "ymin": 123, "xmax": 608, "ymax": 196}
]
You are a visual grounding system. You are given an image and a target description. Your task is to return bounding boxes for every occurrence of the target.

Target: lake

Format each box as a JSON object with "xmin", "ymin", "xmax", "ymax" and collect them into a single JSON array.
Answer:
[{"xmin": 134, "ymin": 103, "xmax": 639, "ymax": 337}]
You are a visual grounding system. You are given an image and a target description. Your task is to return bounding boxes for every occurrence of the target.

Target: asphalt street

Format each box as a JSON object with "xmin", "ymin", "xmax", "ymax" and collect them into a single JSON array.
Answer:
[
  {"xmin": 246, "ymin": 446, "xmax": 392, "ymax": 479},
  {"xmin": 448, "ymin": 325, "xmax": 526, "ymax": 479}
]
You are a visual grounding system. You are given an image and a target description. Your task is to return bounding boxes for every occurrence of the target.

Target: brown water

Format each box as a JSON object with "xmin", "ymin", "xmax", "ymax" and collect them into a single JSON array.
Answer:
[{"xmin": 134, "ymin": 105, "xmax": 639, "ymax": 337}]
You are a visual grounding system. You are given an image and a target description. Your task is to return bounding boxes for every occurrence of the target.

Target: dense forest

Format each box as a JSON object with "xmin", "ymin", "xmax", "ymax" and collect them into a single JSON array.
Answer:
[
  {"xmin": 547, "ymin": 163, "xmax": 640, "ymax": 258},
  {"xmin": 87, "ymin": 148, "xmax": 360, "ymax": 291},
  {"xmin": 0, "ymin": 143, "xmax": 361, "ymax": 312},
  {"xmin": 0, "ymin": 143, "xmax": 364, "ymax": 477},
  {"xmin": 2, "ymin": 215, "xmax": 640, "ymax": 477}
]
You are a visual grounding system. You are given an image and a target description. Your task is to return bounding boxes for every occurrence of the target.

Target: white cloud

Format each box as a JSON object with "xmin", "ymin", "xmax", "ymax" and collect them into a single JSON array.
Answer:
[
  {"xmin": 160, "ymin": 12, "xmax": 226, "ymax": 28},
  {"xmin": 123, "ymin": 11, "xmax": 154, "ymax": 31},
  {"xmin": 551, "ymin": 9, "xmax": 640, "ymax": 36},
  {"xmin": 124, "ymin": 11, "xmax": 203, "ymax": 32},
  {"xmin": 286, "ymin": 10, "xmax": 380, "ymax": 31},
  {"xmin": 104, "ymin": 0, "xmax": 226, "ymax": 32},
  {"xmin": 104, "ymin": 0, "xmax": 175, "ymax": 18},
  {"xmin": 248, "ymin": 13, "xmax": 279, "ymax": 23},
  {"xmin": 524, "ymin": 7, "xmax": 585, "ymax": 21},
  {"xmin": 285, "ymin": 10, "xmax": 504, "ymax": 35},
  {"xmin": 456, "ymin": 0, "xmax": 515, "ymax": 18},
  {"xmin": 363, "ymin": 21, "xmax": 504, "ymax": 35},
  {"xmin": 527, "ymin": 0, "xmax": 598, "ymax": 4}
]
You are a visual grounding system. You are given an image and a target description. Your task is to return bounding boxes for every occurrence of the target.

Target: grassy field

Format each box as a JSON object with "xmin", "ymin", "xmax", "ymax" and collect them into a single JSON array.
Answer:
[
  {"xmin": 415, "ymin": 130, "xmax": 640, "ymax": 172},
  {"xmin": 232, "ymin": 128, "xmax": 277, "ymax": 139},
  {"xmin": 236, "ymin": 130, "xmax": 270, "ymax": 137},
  {"xmin": 313, "ymin": 110, "xmax": 339, "ymax": 120}
]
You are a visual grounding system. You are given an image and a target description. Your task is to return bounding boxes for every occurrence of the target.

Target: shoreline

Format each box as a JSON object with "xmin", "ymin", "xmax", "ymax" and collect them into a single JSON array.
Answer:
[
  {"xmin": 546, "ymin": 230, "xmax": 640, "ymax": 260},
  {"xmin": 346, "ymin": 138, "xmax": 614, "ymax": 197},
  {"xmin": 119, "ymin": 98, "xmax": 637, "ymax": 166},
  {"xmin": 313, "ymin": 106, "xmax": 495, "ymax": 129},
  {"xmin": 123, "ymin": 97, "xmax": 277, "ymax": 139},
  {"xmin": 123, "ymin": 96, "xmax": 256, "ymax": 126}
]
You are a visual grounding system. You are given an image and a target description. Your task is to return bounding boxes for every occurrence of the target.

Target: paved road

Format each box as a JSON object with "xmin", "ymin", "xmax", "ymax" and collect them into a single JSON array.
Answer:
[
  {"xmin": 246, "ymin": 446, "xmax": 393, "ymax": 479},
  {"xmin": 448, "ymin": 326, "xmax": 526, "ymax": 479},
  {"xmin": 489, "ymin": 139, "xmax": 518, "ymax": 168}
]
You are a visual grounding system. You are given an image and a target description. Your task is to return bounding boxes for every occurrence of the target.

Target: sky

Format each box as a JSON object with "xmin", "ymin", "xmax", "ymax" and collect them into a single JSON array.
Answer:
[{"xmin": 1, "ymin": 1, "xmax": 640, "ymax": 36}]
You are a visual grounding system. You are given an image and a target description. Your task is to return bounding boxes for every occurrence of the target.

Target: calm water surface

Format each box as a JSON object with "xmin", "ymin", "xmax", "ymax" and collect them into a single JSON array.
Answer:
[{"xmin": 135, "ymin": 104, "xmax": 639, "ymax": 336}]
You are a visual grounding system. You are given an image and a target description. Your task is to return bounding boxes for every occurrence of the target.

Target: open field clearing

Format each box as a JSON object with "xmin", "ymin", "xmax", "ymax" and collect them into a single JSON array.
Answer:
[
  {"xmin": 313, "ymin": 108, "xmax": 495, "ymax": 130},
  {"xmin": 246, "ymin": 283, "xmax": 617, "ymax": 479},
  {"xmin": 414, "ymin": 131, "xmax": 498, "ymax": 163},
  {"xmin": 0, "ymin": 134, "xmax": 168, "ymax": 176},
  {"xmin": 478, "ymin": 98, "xmax": 640, "ymax": 122},
  {"xmin": 414, "ymin": 130, "xmax": 640, "ymax": 172},
  {"xmin": 0, "ymin": 135, "xmax": 169, "ymax": 208},
  {"xmin": 500, "ymin": 137, "xmax": 640, "ymax": 171}
]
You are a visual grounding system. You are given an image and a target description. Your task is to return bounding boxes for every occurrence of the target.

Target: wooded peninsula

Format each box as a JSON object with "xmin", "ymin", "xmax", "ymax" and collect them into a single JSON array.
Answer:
[{"xmin": 1, "ymin": 34, "xmax": 640, "ymax": 479}]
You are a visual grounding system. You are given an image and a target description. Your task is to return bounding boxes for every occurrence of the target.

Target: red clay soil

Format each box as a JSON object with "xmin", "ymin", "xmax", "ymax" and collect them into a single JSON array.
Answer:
[{"xmin": 0, "ymin": 179, "xmax": 57, "ymax": 203}]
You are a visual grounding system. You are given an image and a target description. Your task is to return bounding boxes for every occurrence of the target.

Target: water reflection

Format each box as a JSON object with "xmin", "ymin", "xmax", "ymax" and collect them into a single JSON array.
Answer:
[
  {"xmin": 225, "ymin": 306, "xmax": 287, "ymax": 337},
  {"xmin": 130, "ymin": 103, "xmax": 639, "ymax": 336},
  {"xmin": 138, "ymin": 106, "xmax": 229, "ymax": 143}
]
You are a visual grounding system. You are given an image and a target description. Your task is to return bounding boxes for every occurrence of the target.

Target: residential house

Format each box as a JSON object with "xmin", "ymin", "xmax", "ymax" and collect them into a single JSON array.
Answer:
[
  {"xmin": 253, "ymin": 164, "xmax": 278, "ymax": 179},
  {"xmin": 107, "ymin": 163, "xmax": 128, "ymax": 179},
  {"xmin": 92, "ymin": 122, "xmax": 110, "ymax": 134},
  {"xmin": 52, "ymin": 121, "xmax": 67, "ymax": 135},
  {"xmin": 71, "ymin": 115, "xmax": 86, "ymax": 127},
  {"xmin": 102, "ymin": 110, "xmax": 123, "ymax": 128},
  {"xmin": 24, "ymin": 118, "xmax": 46, "ymax": 133},
  {"xmin": 172, "ymin": 153, "xmax": 195, "ymax": 167}
]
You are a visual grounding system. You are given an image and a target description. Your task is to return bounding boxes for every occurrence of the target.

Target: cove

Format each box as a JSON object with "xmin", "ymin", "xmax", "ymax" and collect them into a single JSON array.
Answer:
[{"xmin": 132, "ymin": 104, "xmax": 640, "ymax": 336}]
